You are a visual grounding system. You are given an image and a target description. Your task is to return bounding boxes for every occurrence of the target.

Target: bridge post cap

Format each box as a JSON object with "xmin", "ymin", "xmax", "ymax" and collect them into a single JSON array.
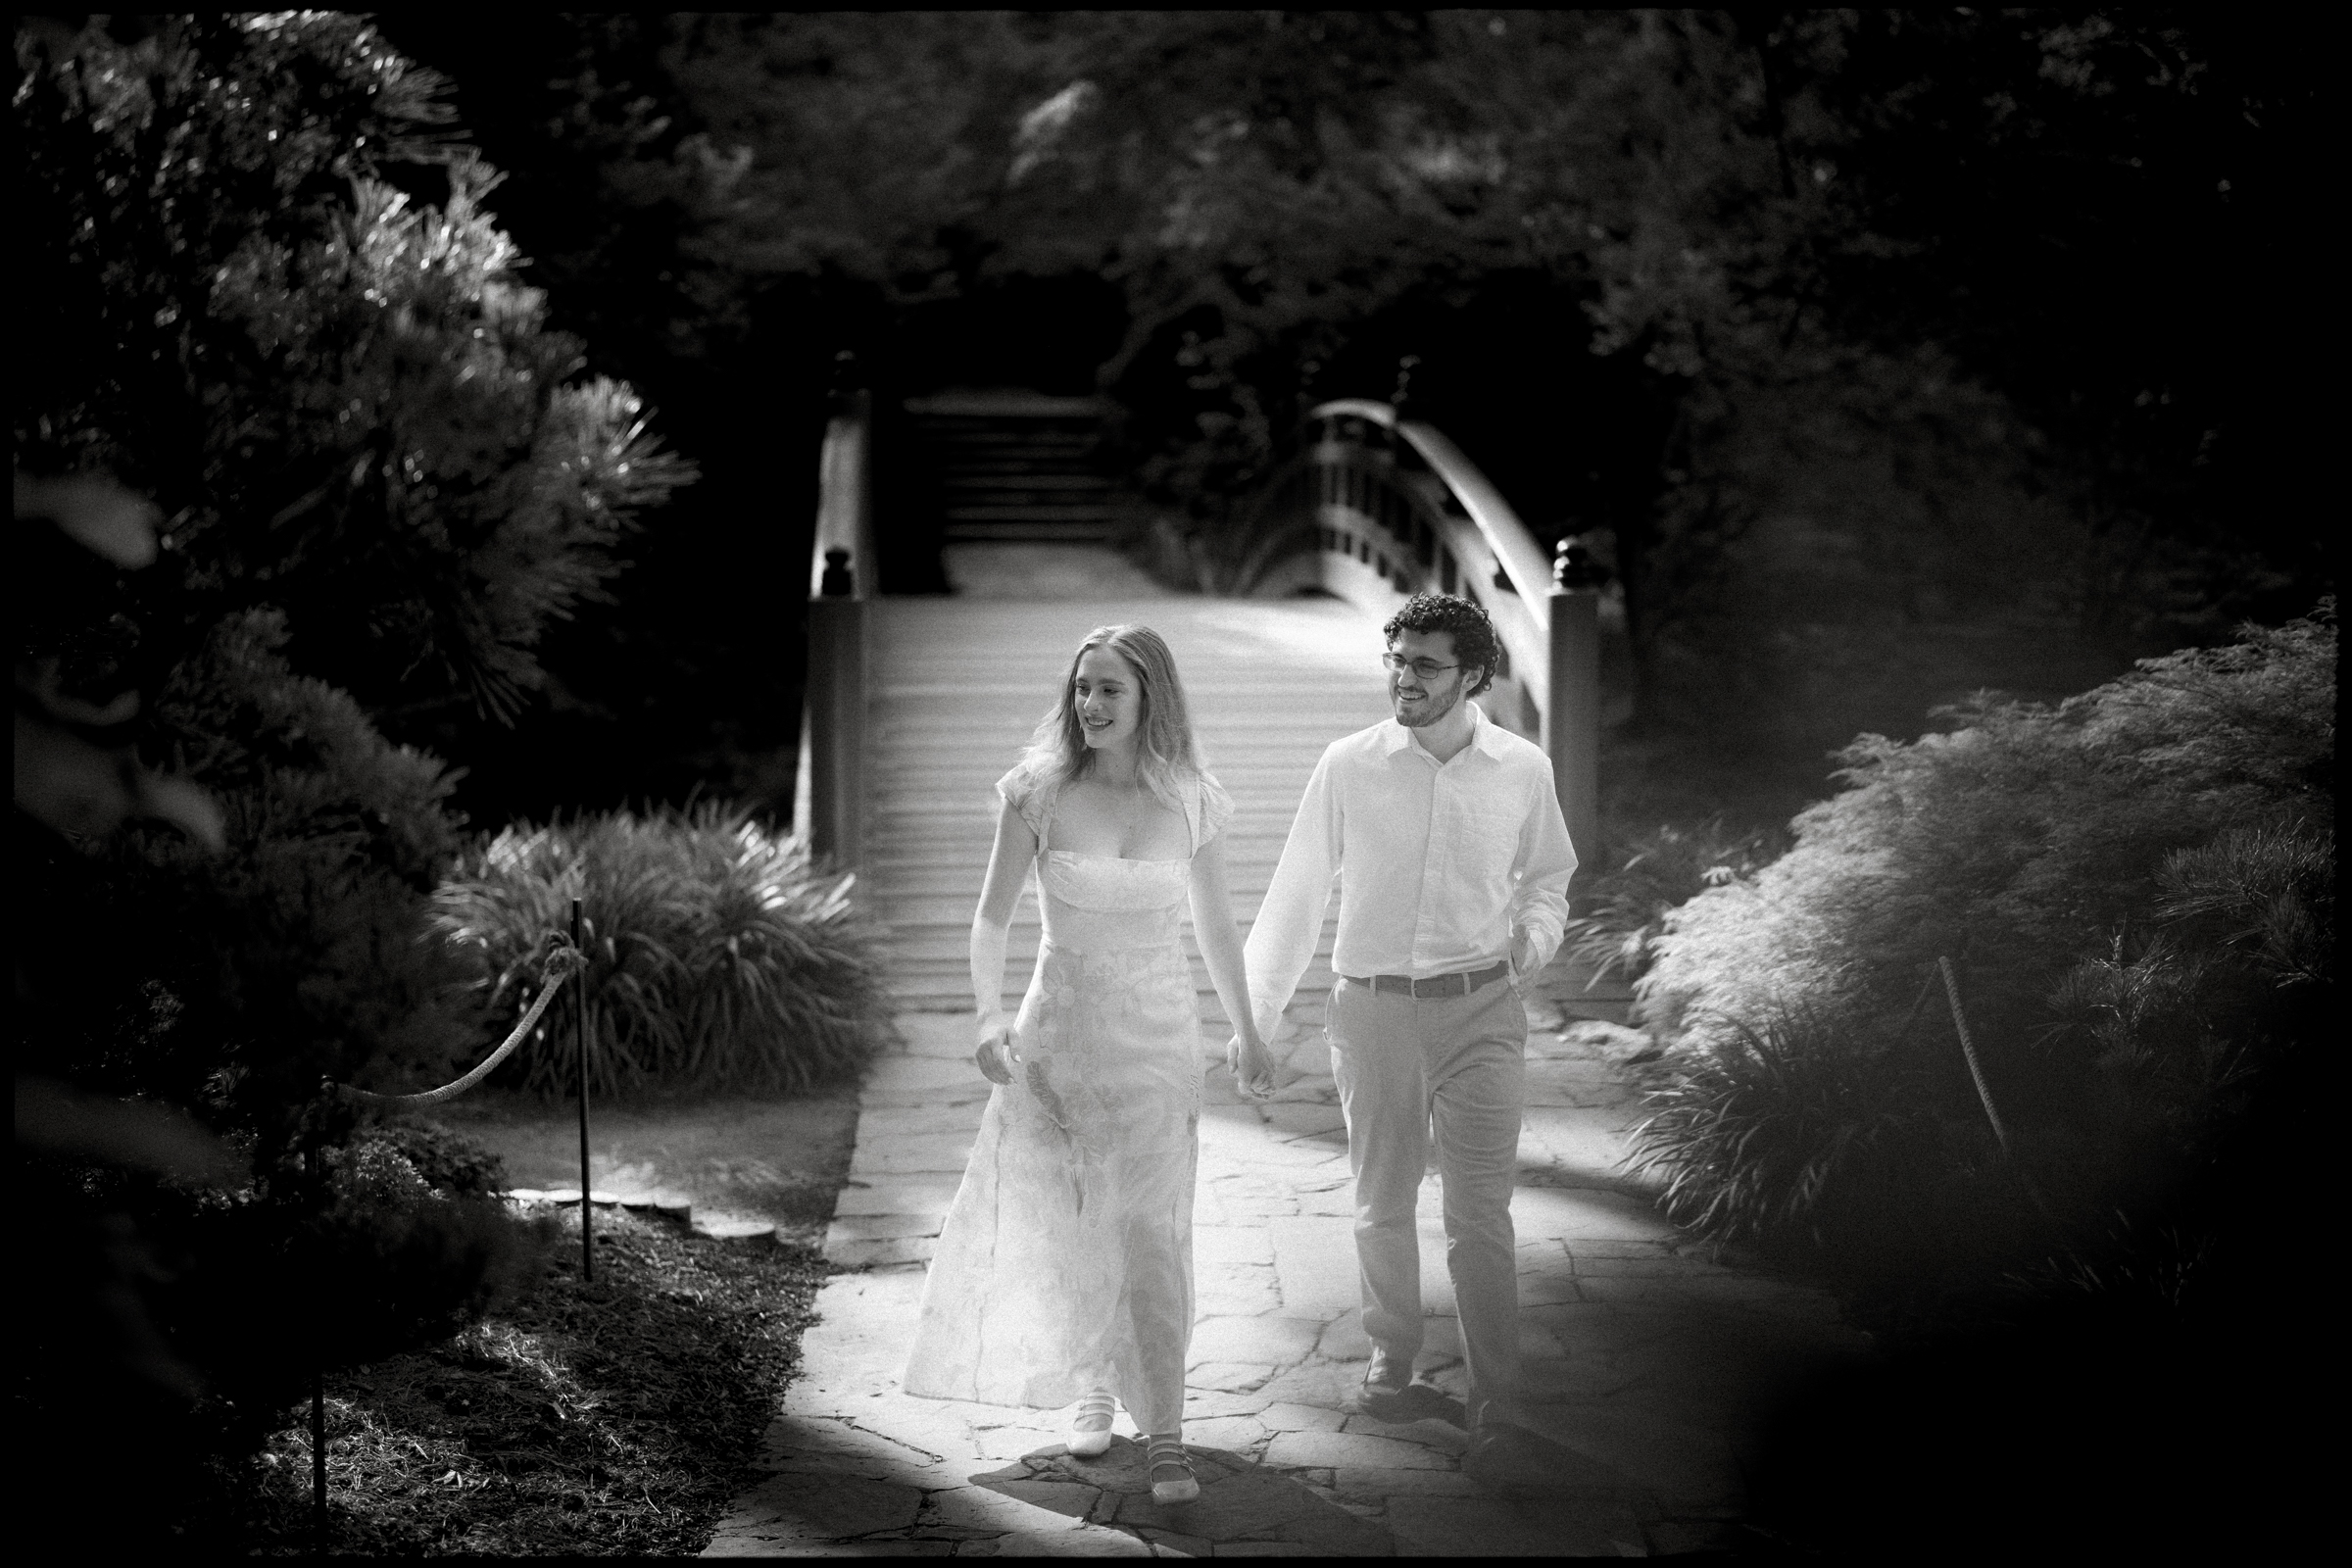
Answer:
[
  {"xmin": 819, "ymin": 548, "xmax": 855, "ymax": 598},
  {"xmin": 1552, "ymin": 534, "xmax": 1610, "ymax": 592}
]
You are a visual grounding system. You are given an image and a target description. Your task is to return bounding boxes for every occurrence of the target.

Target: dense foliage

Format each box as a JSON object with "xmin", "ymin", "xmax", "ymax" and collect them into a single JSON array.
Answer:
[
  {"xmin": 14, "ymin": 15, "xmax": 688, "ymax": 1536},
  {"xmin": 16, "ymin": 13, "xmax": 695, "ymax": 1144},
  {"xmin": 1631, "ymin": 605, "xmax": 2334, "ymax": 1300},
  {"xmin": 16, "ymin": 14, "xmax": 693, "ymax": 729},
  {"xmin": 374, "ymin": 12, "xmax": 2322, "ymax": 822},
  {"xmin": 430, "ymin": 805, "xmax": 893, "ymax": 1099}
]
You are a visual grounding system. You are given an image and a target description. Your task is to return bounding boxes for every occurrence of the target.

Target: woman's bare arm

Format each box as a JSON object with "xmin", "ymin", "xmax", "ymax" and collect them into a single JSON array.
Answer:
[
  {"xmin": 970, "ymin": 794, "xmax": 1038, "ymax": 1083},
  {"xmin": 1189, "ymin": 832, "xmax": 1276, "ymax": 1097}
]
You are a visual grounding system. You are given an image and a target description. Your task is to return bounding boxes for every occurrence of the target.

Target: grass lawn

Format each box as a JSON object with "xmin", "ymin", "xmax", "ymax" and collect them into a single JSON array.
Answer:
[{"xmin": 183, "ymin": 1201, "xmax": 832, "ymax": 1555}]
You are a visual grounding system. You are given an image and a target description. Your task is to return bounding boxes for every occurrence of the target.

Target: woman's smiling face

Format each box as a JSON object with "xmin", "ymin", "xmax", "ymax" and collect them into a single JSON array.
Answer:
[{"xmin": 1073, "ymin": 646, "xmax": 1143, "ymax": 752}]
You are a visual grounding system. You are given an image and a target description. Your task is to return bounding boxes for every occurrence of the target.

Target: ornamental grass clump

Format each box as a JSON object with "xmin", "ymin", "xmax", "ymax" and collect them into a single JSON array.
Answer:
[
  {"xmin": 431, "ymin": 804, "xmax": 892, "ymax": 1098},
  {"xmin": 1630, "ymin": 604, "xmax": 2334, "ymax": 1290}
]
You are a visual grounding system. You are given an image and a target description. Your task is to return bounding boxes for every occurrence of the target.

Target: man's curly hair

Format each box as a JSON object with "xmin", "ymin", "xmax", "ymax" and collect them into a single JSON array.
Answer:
[{"xmin": 1384, "ymin": 593, "xmax": 1501, "ymax": 697}]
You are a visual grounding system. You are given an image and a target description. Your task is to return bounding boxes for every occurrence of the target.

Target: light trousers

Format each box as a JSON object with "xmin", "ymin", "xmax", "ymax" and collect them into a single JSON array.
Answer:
[{"xmin": 1328, "ymin": 974, "xmax": 1527, "ymax": 1429}]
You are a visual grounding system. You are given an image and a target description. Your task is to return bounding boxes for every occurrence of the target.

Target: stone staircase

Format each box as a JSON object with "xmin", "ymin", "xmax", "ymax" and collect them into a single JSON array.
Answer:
[
  {"xmin": 903, "ymin": 389, "xmax": 1131, "ymax": 545},
  {"xmin": 861, "ymin": 597, "xmax": 1396, "ymax": 1033}
]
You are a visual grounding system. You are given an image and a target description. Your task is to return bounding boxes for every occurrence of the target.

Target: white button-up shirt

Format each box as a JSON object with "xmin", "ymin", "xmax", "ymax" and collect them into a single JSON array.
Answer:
[{"xmin": 1245, "ymin": 702, "xmax": 1578, "ymax": 1035}]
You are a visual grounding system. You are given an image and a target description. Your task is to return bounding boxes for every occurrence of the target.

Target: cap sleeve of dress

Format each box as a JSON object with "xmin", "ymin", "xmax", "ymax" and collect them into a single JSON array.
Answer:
[
  {"xmin": 1190, "ymin": 770, "xmax": 1235, "ymax": 852},
  {"xmin": 996, "ymin": 763, "xmax": 1054, "ymax": 843}
]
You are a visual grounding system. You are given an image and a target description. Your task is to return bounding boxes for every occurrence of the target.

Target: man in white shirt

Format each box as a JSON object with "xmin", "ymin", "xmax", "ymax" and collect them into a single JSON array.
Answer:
[{"xmin": 1240, "ymin": 593, "xmax": 1578, "ymax": 1468}]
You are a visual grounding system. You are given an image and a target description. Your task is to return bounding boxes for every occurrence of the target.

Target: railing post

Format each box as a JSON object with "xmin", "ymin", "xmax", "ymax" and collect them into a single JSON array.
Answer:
[
  {"xmin": 803, "ymin": 362, "xmax": 872, "ymax": 871},
  {"xmin": 1548, "ymin": 537, "xmax": 1606, "ymax": 879},
  {"xmin": 806, "ymin": 579, "xmax": 868, "ymax": 868}
]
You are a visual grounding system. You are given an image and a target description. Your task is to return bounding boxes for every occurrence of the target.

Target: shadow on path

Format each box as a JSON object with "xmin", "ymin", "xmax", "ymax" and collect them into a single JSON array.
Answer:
[{"xmin": 975, "ymin": 1436, "xmax": 1395, "ymax": 1555}]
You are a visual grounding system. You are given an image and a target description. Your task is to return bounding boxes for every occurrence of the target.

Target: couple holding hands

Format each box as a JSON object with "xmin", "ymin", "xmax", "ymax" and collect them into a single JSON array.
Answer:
[{"xmin": 903, "ymin": 593, "xmax": 1579, "ymax": 1504}]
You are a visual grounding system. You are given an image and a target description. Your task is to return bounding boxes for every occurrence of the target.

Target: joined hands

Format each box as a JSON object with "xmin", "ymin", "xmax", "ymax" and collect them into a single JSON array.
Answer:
[{"xmin": 1226, "ymin": 1031, "xmax": 1277, "ymax": 1101}]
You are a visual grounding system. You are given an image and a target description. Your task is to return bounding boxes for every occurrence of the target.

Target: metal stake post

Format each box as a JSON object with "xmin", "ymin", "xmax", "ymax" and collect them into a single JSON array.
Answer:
[
  {"xmin": 573, "ymin": 897, "xmax": 593, "ymax": 1281},
  {"xmin": 307, "ymin": 1142, "xmax": 326, "ymax": 1542},
  {"xmin": 313, "ymin": 1363, "xmax": 327, "ymax": 1541}
]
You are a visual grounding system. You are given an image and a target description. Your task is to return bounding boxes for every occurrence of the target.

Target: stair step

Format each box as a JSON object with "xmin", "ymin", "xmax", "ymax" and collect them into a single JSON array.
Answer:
[
  {"xmin": 943, "ymin": 523, "xmax": 1120, "ymax": 543},
  {"xmin": 943, "ymin": 505, "xmax": 1124, "ymax": 522},
  {"xmin": 944, "ymin": 474, "xmax": 1119, "ymax": 491},
  {"xmin": 920, "ymin": 430, "xmax": 1103, "ymax": 448},
  {"xmin": 904, "ymin": 393, "xmax": 1110, "ymax": 417}
]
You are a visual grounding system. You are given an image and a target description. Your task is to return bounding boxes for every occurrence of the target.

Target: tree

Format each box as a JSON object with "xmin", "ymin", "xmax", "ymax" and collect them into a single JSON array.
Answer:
[
  {"xmin": 16, "ymin": 14, "xmax": 693, "ymax": 733},
  {"xmin": 13, "ymin": 9, "xmax": 691, "ymax": 1175},
  {"xmin": 375, "ymin": 14, "xmax": 2325, "ymax": 817}
]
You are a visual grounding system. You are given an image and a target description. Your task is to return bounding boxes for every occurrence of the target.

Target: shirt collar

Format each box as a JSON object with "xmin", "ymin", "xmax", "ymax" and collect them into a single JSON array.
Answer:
[{"xmin": 1385, "ymin": 701, "xmax": 1505, "ymax": 761}]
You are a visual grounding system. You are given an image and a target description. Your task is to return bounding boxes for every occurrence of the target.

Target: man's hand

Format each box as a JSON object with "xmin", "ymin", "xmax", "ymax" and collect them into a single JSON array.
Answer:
[
  {"xmin": 1226, "ymin": 1031, "xmax": 1277, "ymax": 1100},
  {"xmin": 975, "ymin": 1013, "xmax": 1017, "ymax": 1085},
  {"xmin": 1507, "ymin": 928, "xmax": 1540, "ymax": 985}
]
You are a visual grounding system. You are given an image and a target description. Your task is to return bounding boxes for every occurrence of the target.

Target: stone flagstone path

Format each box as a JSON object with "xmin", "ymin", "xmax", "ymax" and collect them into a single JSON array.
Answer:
[{"xmin": 702, "ymin": 1007, "xmax": 1873, "ymax": 1557}]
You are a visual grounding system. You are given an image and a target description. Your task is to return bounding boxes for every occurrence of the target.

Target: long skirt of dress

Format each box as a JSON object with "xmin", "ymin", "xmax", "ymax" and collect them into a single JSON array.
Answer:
[{"xmin": 902, "ymin": 938, "xmax": 1201, "ymax": 1435}]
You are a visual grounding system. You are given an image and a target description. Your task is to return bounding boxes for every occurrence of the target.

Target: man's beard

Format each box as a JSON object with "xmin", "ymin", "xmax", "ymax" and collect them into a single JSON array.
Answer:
[{"xmin": 1391, "ymin": 679, "xmax": 1462, "ymax": 728}]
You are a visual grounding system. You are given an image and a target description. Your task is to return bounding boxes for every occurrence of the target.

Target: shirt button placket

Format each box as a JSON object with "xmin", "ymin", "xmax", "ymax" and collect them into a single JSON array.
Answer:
[{"xmin": 1413, "ymin": 768, "xmax": 1451, "ymax": 970}]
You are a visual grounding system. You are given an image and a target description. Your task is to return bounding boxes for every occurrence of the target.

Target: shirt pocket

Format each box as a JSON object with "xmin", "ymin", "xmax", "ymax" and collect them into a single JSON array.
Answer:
[{"xmin": 1452, "ymin": 793, "xmax": 1525, "ymax": 872}]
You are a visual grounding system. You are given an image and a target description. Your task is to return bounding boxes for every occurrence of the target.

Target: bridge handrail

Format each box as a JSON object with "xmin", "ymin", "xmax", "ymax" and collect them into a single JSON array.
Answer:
[
  {"xmin": 1302, "ymin": 400, "xmax": 1555, "ymax": 722},
  {"xmin": 1279, "ymin": 400, "xmax": 1601, "ymax": 867},
  {"xmin": 1308, "ymin": 400, "xmax": 1554, "ymax": 619}
]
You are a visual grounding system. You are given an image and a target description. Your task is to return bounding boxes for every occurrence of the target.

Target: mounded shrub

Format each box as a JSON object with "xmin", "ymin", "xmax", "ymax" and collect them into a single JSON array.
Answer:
[
  {"xmin": 430, "ymin": 804, "xmax": 894, "ymax": 1099},
  {"xmin": 1630, "ymin": 604, "xmax": 2335, "ymax": 1292}
]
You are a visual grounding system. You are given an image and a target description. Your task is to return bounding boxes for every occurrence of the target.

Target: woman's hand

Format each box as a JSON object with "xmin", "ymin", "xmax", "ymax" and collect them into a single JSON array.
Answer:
[
  {"xmin": 975, "ymin": 1013, "xmax": 1017, "ymax": 1085},
  {"xmin": 1226, "ymin": 1030, "xmax": 1278, "ymax": 1101}
]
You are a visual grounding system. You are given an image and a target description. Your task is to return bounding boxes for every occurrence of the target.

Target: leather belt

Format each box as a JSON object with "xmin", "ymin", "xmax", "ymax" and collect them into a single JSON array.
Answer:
[{"xmin": 1342, "ymin": 961, "xmax": 1510, "ymax": 1000}]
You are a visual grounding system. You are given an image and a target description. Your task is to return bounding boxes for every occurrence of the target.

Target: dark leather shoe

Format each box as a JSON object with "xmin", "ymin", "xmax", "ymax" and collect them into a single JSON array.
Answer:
[
  {"xmin": 1358, "ymin": 1361, "xmax": 1466, "ymax": 1426},
  {"xmin": 1462, "ymin": 1421, "xmax": 1612, "ymax": 1496}
]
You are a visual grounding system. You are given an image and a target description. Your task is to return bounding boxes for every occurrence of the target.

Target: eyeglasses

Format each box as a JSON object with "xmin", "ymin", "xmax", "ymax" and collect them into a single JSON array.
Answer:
[{"xmin": 1381, "ymin": 652, "xmax": 1460, "ymax": 680}]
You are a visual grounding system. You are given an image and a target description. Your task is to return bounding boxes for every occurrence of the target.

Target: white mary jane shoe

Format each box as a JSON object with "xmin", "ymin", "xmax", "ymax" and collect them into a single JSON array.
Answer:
[
  {"xmin": 1068, "ymin": 1389, "xmax": 1117, "ymax": 1458},
  {"xmin": 1147, "ymin": 1435, "xmax": 1199, "ymax": 1504}
]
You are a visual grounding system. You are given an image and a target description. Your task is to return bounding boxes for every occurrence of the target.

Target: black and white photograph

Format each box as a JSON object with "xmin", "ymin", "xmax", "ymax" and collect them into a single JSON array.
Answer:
[{"xmin": 17, "ymin": 11, "xmax": 2328, "ymax": 1557}]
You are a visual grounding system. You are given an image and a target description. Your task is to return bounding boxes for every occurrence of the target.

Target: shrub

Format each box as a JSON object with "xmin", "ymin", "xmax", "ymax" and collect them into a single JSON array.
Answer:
[
  {"xmin": 1561, "ymin": 817, "xmax": 1786, "ymax": 989},
  {"xmin": 1629, "ymin": 604, "xmax": 2334, "ymax": 1293},
  {"xmin": 1638, "ymin": 605, "xmax": 2332, "ymax": 1056},
  {"xmin": 21, "ymin": 1125, "xmax": 552, "ymax": 1543},
  {"xmin": 56, "ymin": 611, "xmax": 497, "ymax": 1139},
  {"xmin": 430, "ymin": 804, "xmax": 893, "ymax": 1098},
  {"xmin": 1632, "ymin": 1004, "xmax": 1929, "ymax": 1250},
  {"xmin": 359, "ymin": 1117, "xmax": 514, "ymax": 1200}
]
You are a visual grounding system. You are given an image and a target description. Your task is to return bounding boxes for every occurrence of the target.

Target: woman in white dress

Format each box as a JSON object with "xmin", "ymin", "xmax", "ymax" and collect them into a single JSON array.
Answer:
[{"xmin": 903, "ymin": 623, "xmax": 1278, "ymax": 1504}]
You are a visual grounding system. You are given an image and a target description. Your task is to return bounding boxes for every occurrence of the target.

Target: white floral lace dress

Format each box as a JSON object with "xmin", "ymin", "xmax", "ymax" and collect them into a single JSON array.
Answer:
[{"xmin": 902, "ymin": 765, "xmax": 1233, "ymax": 1437}]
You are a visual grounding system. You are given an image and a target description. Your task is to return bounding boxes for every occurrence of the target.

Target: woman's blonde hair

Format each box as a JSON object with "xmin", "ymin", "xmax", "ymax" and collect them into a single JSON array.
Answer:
[{"xmin": 1018, "ymin": 624, "xmax": 1200, "ymax": 808}]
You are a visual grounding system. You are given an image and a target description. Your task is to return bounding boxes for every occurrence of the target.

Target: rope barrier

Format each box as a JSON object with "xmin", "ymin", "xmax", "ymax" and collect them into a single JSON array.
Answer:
[{"xmin": 338, "ymin": 940, "xmax": 587, "ymax": 1106}]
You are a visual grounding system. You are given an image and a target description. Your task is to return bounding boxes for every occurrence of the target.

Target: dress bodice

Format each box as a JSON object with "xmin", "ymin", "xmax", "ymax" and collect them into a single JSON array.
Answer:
[
  {"xmin": 998, "ymin": 763, "xmax": 1231, "ymax": 956},
  {"xmin": 1037, "ymin": 850, "xmax": 1189, "ymax": 954}
]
